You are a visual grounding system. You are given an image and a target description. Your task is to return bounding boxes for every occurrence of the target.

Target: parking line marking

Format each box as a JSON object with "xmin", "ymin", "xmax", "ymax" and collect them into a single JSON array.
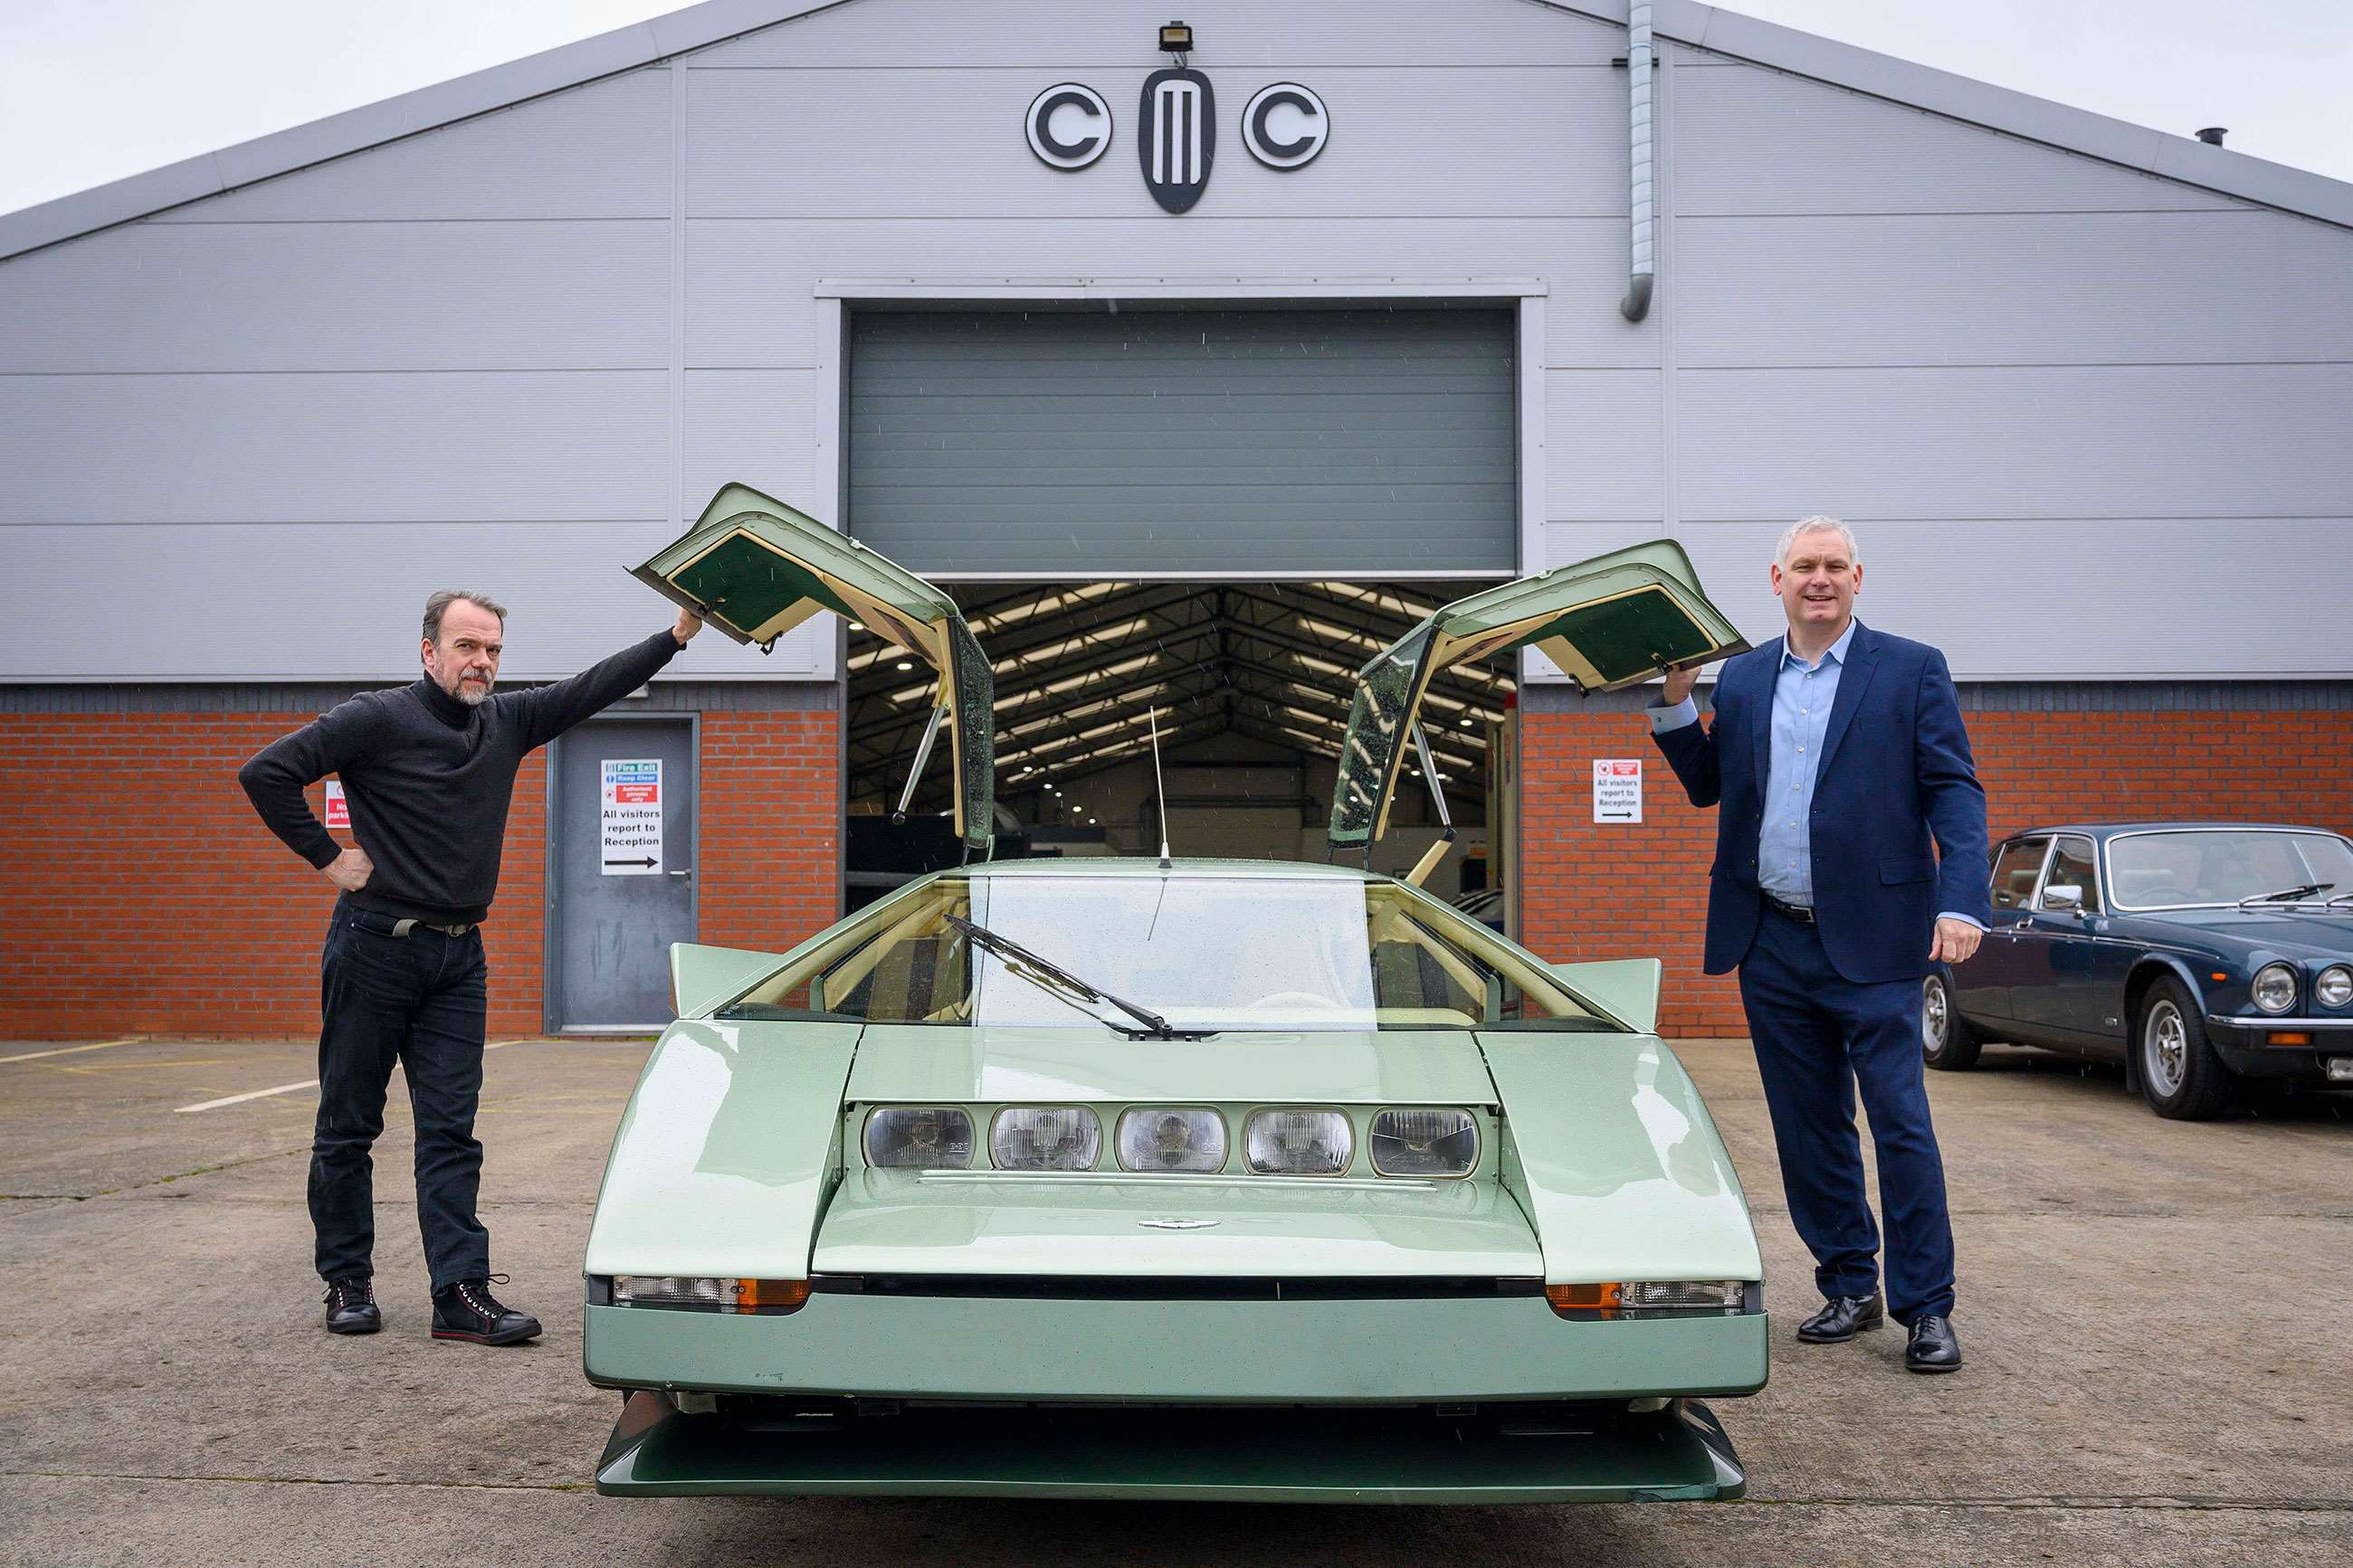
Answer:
[
  {"xmin": 0, "ymin": 1037, "xmax": 141, "ymax": 1066},
  {"xmin": 171, "ymin": 1039, "xmax": 546, "ymax": 1114}
]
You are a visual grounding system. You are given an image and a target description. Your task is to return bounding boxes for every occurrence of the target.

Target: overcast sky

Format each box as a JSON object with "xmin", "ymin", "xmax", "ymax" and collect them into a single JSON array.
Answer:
[{"xmin": 3, "ymin": 0, "xmax": 2348, "ymax": 219}]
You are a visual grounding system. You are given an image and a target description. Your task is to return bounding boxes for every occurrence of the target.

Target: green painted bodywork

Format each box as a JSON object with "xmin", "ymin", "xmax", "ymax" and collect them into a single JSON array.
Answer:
[
  {"xmin": 1548, "ymin": 957, "xmax": 1664, "ymax": 1034},
  {"xmin": 595, "ymin": 1391, "xmax": 1748, "ymax": 1503},
  {"xmin": 668, "ymin": 943, "xmax": 792, "ymax": 1024},
  {"xmin": 585, "ymin": 1295, "xmax": 1765, "ymax": 1403}
]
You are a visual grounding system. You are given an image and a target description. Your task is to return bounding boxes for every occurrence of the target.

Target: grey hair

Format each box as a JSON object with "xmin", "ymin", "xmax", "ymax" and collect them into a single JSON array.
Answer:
[
  {"xmin": 1774, "ymin": 515, "xmax": 1859, "ymax": 567},
  {"xmin": 422, "ymin": 589, "xmax": 509, "ymax": 644}
]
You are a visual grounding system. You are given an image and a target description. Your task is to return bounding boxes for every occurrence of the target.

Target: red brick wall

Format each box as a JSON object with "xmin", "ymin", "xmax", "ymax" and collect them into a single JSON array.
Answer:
[
  {"xmin": 1520, "ymin": 708, "xmax": 2353, "ymax": 1037},
  {"xmin": 0, "ymin": 709, "xmax": 840, "ymax": 1040}
]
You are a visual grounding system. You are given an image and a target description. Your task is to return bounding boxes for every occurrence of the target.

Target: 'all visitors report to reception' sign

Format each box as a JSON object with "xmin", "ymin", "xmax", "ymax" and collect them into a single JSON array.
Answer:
[{"xmin": 600, "ymin": 758, "xmax": 663, "ymax": 874}]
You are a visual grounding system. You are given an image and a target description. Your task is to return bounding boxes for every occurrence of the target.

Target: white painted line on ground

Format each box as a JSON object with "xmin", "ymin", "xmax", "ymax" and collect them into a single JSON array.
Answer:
[
  {"xmin": 171, "ymin": 1038, "xmax": 548, "ymax": 1114},
  {"xmin": 0, "ymin": 1037, "xmax": 142, "ymax": 1066}
]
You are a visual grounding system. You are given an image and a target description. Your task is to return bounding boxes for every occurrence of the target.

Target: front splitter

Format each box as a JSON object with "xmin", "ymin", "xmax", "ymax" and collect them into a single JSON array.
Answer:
[{"xmin": 595, "ymin": 1392, "xmax": 1747, "ymax": 1504}]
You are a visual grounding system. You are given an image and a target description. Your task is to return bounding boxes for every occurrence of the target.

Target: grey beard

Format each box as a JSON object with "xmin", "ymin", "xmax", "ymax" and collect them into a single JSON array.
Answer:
[{"xmin": 455, "ymin": 681, "xmax": 491, "ymax": 707}]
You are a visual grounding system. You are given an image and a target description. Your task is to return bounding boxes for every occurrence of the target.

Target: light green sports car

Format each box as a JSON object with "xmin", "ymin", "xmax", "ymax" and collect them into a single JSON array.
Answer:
[{"xmin": 585, "ymin": 486, "xmax": 1763, "ymax": 1505}]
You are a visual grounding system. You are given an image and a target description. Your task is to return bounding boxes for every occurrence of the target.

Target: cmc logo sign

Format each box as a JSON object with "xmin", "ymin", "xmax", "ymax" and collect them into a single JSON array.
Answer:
[
  {"xmin": 1241, "ymin": 82, "xmax": 1329, "ymax": 169},
  {"xmin": 1138, "ymin": 67, "xmax": 1215, "ymax": 213},
  {"xmin": 1025, "ymin": 82, "xmax": 1111, "ymax": 169}
]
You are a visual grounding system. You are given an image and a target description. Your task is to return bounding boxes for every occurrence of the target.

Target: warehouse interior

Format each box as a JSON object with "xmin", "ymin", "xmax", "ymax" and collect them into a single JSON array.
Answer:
[{"xmin": 844, "ymin": 580, "xmax": 1518, "ymax": 900}]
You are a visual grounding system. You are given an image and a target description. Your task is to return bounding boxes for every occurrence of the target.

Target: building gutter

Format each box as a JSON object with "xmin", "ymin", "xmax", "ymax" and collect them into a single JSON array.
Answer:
[{"xmin": 1619, "ymin": 0, "xmax": 1656, "ymax": 321}]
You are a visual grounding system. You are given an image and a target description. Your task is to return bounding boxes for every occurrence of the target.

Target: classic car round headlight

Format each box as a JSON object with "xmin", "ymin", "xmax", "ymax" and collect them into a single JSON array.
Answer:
[
  {"xmin": 863, "ymin": 1107, "xmax": 975, "ymax": 1169},
  {"xmin": 1368, "ymin": 1107, "xmax": 1480, "ymax": 1178},
  {"xmin": 991, "ymin": 1107, "xmax": 1102, "ymax": 1171},
  {"xmin": 1116, "ymin": 1107, "xmax": 1228, "ymax": 1173},
  {"xmin": 1243, "ymin": 1108, "xmax": 1353, "ymax": 1175},
  {"xmin": 2316, "ymin": 966, "xmax": 2353, "ymax": 1010},
  {"xmin": 2251, "ymin": 963, "xmax": 2299, "ymax": 1014}
]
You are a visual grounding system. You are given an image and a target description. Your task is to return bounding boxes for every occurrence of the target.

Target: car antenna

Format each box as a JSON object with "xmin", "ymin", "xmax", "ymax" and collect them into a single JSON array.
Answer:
[{"xmin": 1148, "ymin": 705, "xmax": 1173, "ymax": 870}]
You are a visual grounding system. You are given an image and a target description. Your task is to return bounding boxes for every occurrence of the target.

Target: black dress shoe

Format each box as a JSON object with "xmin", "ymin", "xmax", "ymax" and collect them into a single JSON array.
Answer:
[
  {"xmin": 1796, "ymin": 1292, "xmax": 1885, "ymax": 1343},
  {"xmin": 323, "ymin": 1277, "xmax": 381, "ymax": 1335},
  {"xmin": 1905, "ymin": 1315, "xmax": 1963, "ymax": 1373},
  {"xmin": 431, "ymin": 1275, "xmax": 541, "ymax": 1346}
]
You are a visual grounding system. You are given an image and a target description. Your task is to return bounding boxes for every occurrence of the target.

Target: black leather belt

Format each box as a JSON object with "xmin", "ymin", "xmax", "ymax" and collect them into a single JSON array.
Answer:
[
  {"xmin": 1762, "ymin": 892, "xmax": 1816, "ymax": 926},
  {"xmin": 349, "ymin": 908, "xmax": 476, "ymax": 939}
]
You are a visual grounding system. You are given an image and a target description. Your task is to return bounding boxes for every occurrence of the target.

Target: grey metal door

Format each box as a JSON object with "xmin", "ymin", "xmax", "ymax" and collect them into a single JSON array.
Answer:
[{"xmin": 550, "ymin": 717, "xmax": 697, "ymax": 1031}]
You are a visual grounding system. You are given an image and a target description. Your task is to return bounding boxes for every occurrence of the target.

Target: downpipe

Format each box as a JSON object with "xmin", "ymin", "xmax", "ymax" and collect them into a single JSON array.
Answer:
[{"xmin": 1619, "ymin": 0, "xmax": 1656, "ymax": 321}]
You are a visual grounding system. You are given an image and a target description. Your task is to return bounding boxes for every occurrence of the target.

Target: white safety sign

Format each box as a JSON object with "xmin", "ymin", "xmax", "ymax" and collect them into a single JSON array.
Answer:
[
  {"xmin": 600, "ymin": 759, "xmax": 664, "ymax": 875},
  {"xmin": 324, "ymin": 779, "xmax": 348, "ymax": 830},
  {"xmin": 1593, "ymin": 758, "xmax": 1643, "ymax": 823}
]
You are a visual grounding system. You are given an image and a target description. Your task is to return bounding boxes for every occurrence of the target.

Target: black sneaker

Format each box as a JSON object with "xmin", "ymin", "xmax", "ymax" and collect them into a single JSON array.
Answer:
[
  {"xmin": 431, "ymin": 1274, "xmax": 541, "ymax": 1345},
  {"xmin": 323, "ymin": 1277, "xmax": 381, "ymax": 1335}
]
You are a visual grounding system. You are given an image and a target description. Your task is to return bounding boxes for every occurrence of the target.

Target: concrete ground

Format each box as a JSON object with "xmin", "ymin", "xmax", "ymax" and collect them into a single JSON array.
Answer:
[{"xmin": 1, "ymin": 1031, "xmax": 2348, "ymax": 1567}]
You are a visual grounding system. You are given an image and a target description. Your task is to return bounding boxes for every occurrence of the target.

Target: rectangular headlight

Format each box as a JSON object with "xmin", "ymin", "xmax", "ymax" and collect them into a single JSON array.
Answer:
[
  {"xmin": 1243, "ymin": 1107, "xmax": 1353, "ymax": 1175},
  {"xmin": 990, "ymin": 1107, "xmax": 1102, "ymax": 1170},
  {"xmin": 1545, "ymin": 1280, "xmax": 1746, "ymax": 1317},
  {"xmin": 863, "ymin": 1107, "xmax": 975, "ymax": 1169},
  {"xmin": 612, "ymin": 1276, "xmax": 809, "ymax": 1314},
  {"xmin": 1117, "ymin": 1106, "xmax": 1228, "ymax": 1172},
  {"xmin": 1368, "ymin": 1107, "xmax": 1479, "ymax": 1177}
]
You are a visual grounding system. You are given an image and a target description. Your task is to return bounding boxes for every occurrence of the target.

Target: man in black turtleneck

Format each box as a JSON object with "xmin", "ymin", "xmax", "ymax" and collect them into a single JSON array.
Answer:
[{"xmin": 240, "ymin": 589, "xmax": 701, "ymax": 1345}]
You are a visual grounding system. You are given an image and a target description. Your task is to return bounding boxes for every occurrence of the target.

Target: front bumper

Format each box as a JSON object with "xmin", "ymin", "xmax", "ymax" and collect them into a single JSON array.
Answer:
[
  {"xmin": 2204, "ymin": 1016, "xmax": 2353, "ymax": 1081},
  {"xmin": 594, "ymin": 1390, "xmax": 1748, "ymax": 1503},
  {"xmin": 584, "ymin": 1288, "xmax": 1769, "ymax": 1405}
]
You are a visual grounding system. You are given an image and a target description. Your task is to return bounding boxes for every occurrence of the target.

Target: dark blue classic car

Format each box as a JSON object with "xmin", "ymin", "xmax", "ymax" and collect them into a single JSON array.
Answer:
[{"xmin": 1924, "ymin": 822, "xmax": 2353, "ymax": 1119}]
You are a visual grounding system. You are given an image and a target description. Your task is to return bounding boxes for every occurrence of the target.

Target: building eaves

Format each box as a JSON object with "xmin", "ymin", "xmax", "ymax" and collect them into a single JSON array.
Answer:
[{"xmin": 5, "ymin": 0, "xmax": 2350, "ymax": 262}]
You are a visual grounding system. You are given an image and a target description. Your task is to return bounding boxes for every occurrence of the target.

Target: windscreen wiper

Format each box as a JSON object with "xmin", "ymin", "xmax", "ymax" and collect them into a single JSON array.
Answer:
[
  {"xmin": 2238, "ymin": 882, "xmax": 2330, "ymax": 907},
  {"xmin": 946, "ymin": 915, "xmax": 1205, "ymax": 1041}
]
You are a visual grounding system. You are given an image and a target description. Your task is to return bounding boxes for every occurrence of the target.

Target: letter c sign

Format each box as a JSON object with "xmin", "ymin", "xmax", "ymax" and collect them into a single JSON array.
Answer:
[
  {"xmin": 1026, "ymin": 82, "xmax": 1111, "ymax": 169},
  {"xmin": 1242, "ymin": 82, "xmax": 1329, "ymax": 169}
]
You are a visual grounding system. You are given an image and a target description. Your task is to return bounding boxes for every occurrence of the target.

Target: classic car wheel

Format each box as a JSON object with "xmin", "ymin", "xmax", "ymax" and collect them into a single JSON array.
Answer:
[
  {"xmin": 2136, "ymin": 977, "xmax": 2234, "ymax": 1121},
  {"xmin": 1920, "ymin": 971, "xmax": 1981, "ymax": 1071}
]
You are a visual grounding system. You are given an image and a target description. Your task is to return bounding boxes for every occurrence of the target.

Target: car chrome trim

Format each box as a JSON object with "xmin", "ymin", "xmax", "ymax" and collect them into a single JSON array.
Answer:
[{"xmin": 2204, "ymin": 1015, "xmax": 2353, "ymax": 1031}]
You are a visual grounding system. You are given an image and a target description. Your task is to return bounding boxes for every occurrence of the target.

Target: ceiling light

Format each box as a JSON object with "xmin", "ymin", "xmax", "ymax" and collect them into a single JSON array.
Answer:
[
  {"xmin": 894, "ymin": 660, "xmax": 913, "ymax": 670},
  {"xmin": 848, "ymin": 621, "xmax": 864, "ymax": 632}
]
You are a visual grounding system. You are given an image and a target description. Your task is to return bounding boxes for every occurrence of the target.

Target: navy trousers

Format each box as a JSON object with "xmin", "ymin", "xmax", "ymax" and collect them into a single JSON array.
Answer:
[
  {"xmin": 310, "ymin": 899, "xmax": 491, "ymax": 1293},
  {"xmin": 1737, "ymin": 906, "xmax": 1957, "ymax": 1323}
]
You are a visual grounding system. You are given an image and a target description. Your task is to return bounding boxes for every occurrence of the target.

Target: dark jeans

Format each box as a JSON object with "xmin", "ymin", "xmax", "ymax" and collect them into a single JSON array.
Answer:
[
  {"xmin": 1737, "ymin": 906, "xmax": 1958, "ymax": 1325},
  {"xmin": 311, "ymin": 898, "xmax": 491, "ymax": 1293}
]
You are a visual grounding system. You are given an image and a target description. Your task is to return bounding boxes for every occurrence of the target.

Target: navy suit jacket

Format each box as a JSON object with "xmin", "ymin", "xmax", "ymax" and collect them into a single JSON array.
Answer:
[{"xmin": 1651, "ymin": 621, "xmax": 1993, "ymax": 985}]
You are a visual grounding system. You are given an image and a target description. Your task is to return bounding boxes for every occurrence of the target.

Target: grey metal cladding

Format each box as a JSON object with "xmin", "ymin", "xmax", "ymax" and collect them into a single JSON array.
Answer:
[
  {"xmin": 685, "ymin": 66, "xmax": 1631, "ymax": 219},
  {"xmin": 1672, "ymin": 62, "xmax": 2247, "ymax": 215},
  {"xmin": 846, "ymin": 308, "xmax": 1517, "ymax": 575},
  {"xmin": 1512, "ymin": 680, "xmax": 2353, "ymax": 714}
]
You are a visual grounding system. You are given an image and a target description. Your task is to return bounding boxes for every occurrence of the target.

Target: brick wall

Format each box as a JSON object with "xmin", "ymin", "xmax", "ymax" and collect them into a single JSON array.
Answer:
[
  {"xmin": 1520, "ymin": 708, "xmax": 2353, "ymax": 1037},
  {"xmin": 0, "ymin": 710, "xmax": 839, "ymax": 1040}
]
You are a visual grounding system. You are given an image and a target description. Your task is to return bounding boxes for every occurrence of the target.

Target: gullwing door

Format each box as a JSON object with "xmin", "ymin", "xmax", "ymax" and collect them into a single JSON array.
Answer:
[
  {"xmin": 634, "ymin": 482, "xmax": 996, "ymax": 853},
  {"xmin": 1329, "ymin": 540, "xmax": 1748, "ymax": 857}
]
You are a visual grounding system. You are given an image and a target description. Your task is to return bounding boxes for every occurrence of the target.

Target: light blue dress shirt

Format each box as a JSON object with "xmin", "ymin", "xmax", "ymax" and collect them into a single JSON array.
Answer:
[{"xmin": 1646, "ymin": 622, "xmax": 1980, "ymax": 928}]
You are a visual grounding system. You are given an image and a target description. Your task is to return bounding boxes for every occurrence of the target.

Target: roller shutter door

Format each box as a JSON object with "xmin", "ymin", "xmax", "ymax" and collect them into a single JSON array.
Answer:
[{"xmin": 847, "ymin": 306, "xmax": 1516, "ymax": 575}]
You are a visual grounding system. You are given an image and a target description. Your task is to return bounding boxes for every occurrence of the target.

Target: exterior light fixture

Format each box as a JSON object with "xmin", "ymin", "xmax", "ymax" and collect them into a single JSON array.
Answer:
[{"xmin": 1157, "ymin": 20, "xmax": 1193, "ymax": 55}]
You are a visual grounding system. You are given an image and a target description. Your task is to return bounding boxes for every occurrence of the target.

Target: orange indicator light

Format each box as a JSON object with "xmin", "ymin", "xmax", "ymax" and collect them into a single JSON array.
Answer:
[
  {"xmin": 734, "ymin": 1278, "xmax": 811, "ymax": 1315},
  {"xmin": 1546, "ymin": 1282, "xmax": 1623, "ymax": 1316},
  {"xmin": 2267, "ymin": 1031, "xmax": 2313, "ymax": 1047}
]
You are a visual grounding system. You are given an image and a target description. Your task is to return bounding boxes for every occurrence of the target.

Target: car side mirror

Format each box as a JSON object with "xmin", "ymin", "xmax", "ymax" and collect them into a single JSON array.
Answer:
[{"xmin": 2042, "ymin": 885, "xmax": 2083, "ymax": 913}]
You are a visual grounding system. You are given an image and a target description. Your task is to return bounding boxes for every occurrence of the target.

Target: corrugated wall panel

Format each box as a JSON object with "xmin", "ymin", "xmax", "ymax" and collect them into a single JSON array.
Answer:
[
  {"xmin": 847, "ymin": 307, "xmax": 1516, "ymax": 575},
  {"xmin": 1542, "ymin": 370, "xmax": 1662, "ymax": 519},
  {"xmin": 0, "ymin": 220, "xmax": 672, "ymax": 374},
  {"xmin": 685, "ymin": 66, "xmax": 1630, "ymax": 220},
  {"xmin": 682, "ymin": 369, "xmax": 820, "ymax": 511}
]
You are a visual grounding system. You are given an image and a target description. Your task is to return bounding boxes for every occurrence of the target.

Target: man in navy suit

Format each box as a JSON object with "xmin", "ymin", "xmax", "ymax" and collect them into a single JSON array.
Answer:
[{"xmin": 1648, "ymin": 517, "xmax": 1990, "ymax": 1373}]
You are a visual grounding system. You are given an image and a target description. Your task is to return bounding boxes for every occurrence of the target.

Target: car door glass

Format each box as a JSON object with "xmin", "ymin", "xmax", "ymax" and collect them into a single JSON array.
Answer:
[
  {"xmin": 1990, "ymin": 839, "xmax": 2051, "ymax": 912},
  {"xmin": 2043, "ymin": 836, "xmax": 2101, "ymax": 913}
]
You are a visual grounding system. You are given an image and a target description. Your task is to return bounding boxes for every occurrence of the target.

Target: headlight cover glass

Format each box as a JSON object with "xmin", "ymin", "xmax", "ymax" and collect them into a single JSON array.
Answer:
[
  {"xmin": 1368, "ymin": 1107, "xmax": 1480, "ymax": 1177},
  {"xmin": 612, "ymin": 1276, "xmax": 809, "ymax": 1314},
  {"xmin": 1244, "ymin": 1107, "xmax": 1353, "ymax": 1175},
  {"xmin": 2315, "ymin": 965, "xmax": 2352, "ymax": 1009},
  {"xmin": 2251, "ymin": 963, "xmax": 2298, "ymax": 1014},
  {"xmin": 990, "ymin": 1107, "xmax": 1103, "ymax": 1171},
  {"xmin": 862, "ymin": 1107, "xmax": 975, "ymax": 1169},
  {"xmin": 1545, "ymin": 1280, "xmax": 1746, "ymax": 1316},
  {"xmin": 1116, "ymin": 1107, "xmax": 1228, "ymax": 1173}
]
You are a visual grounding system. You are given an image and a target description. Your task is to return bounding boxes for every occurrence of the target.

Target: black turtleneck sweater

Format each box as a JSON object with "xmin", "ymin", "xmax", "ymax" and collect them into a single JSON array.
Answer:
[{"xmin": 238, "ymin": 629, "xmax": 683, "ymax": 925}]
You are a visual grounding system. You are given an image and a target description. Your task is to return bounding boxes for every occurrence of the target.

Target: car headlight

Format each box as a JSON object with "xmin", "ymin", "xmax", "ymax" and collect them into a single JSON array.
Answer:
[
  {"xmin": 1368, "ymin": 1107, "xmax": 1480, "ymax": 1178},
  {"xmin": 1116, "ymin": 1107, "xmax": 1228, "ymax": 1173},
  {"xmin": 1545, "ymin": 1280, "xmax": 1745, "ymax": 1317},
  {"xmin": 612, "ymin": 1276, "xmax": 809, "ymax": 1314},
  {"xmin": 1243, "ymin": 1107, "xmax": 1353, "ymax": 1175},
  {"xmin": 2316, "ymin": 965, "xmax": 2352, "ymax": 1009},
  {"xmin": 2251, "ymin": 963, "xmax": 2299, "ymax": 1014},
  {"xmin": 863, "ymin": 1107, "xmax": 975, "ymax": 1169},
  {"xmin": 991, "ymin": 1107, "xmax": 1102, "ymax": 1170}
]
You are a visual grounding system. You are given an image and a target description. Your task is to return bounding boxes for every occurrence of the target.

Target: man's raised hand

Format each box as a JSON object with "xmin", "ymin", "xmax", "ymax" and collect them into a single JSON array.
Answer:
[
  {"xmin": 324, "ymin": 845, "xmax": 374, "ymax": 892},
  {"xmin": 672, "ymin": 606, "xmax": 705, "ymax": 646},
  {"xmin": 1661, "ymin": 663, "xmax": 1700, "ymax": 707}
]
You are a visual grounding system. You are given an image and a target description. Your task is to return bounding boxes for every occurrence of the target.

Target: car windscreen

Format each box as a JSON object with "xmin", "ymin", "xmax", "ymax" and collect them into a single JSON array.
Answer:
[
  {"xmin": 2108, "ymin": 831, "xmax": 2353, "ymax": 909},
  {"xmin": 729, "ymin": 874, "xmax": 1609, "ymax": 1032}
]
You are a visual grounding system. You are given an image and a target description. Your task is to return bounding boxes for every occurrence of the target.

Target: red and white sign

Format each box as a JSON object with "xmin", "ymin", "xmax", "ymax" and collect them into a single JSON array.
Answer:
[
  {"xmin": 1593, "ymin": 758, "xmax": 1643, "ymax": 824},
  {"xmin": 600, "ymin": 759, "xmax": 664, "ymax": 875},
  {"xmin": 323, "ymin": 779, "xmax": 348, "ymax": 830}
]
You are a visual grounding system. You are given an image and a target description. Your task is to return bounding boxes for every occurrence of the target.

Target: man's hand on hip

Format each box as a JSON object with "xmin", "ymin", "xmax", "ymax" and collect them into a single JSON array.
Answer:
[
  {"xmin": 672, "ymin": 606, "xmax": 704, "ymax": 646},
  {"xmin": 1660, "ymin": 663, "xmax": 1700, "ymax": 707},
  {"xmin": 323, "ymin": 846, "xmax": 374, "ymax": 892},
  {"xmin": 1931, "ymin": 916, "xmax": 1982, "ymax": 965}
]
